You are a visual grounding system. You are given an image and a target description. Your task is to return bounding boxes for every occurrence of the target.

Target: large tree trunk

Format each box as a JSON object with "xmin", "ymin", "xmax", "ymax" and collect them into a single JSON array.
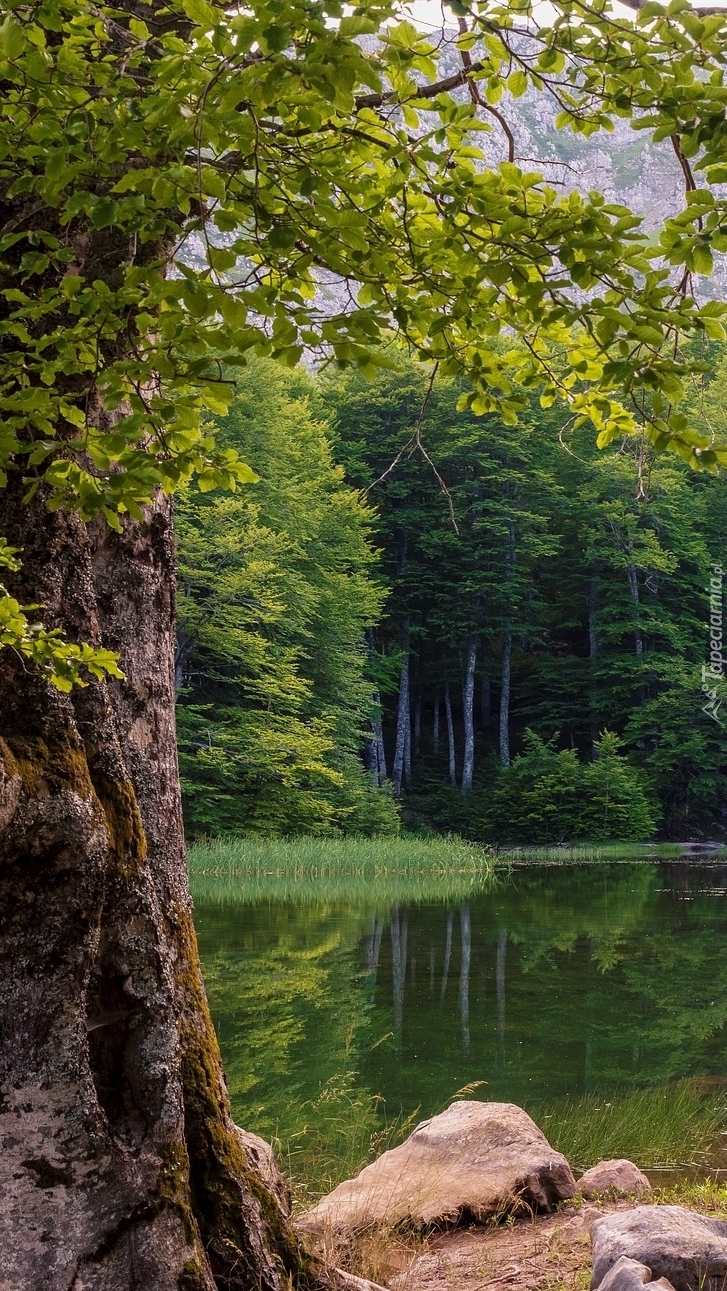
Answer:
[{"xmin": 0, "ymin": 487, "xmax": 317, "ymax": 1290}]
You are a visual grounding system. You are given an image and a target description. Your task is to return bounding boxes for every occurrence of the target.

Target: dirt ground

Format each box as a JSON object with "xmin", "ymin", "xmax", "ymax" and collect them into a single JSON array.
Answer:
[{"xmin": 380, "ymin": 1199, "xmax": 638, "ymax": 1291}]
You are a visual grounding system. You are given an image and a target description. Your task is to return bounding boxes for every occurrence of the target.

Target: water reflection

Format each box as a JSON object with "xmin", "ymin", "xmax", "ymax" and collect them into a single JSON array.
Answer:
[{"xmin": 193, "ymin": 862, "xmax": 727, "ymax": 1146}]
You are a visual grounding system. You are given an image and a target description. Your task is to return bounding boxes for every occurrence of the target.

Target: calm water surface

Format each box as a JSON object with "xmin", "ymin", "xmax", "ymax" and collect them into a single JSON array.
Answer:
[{"xmin": 193, "ymin": 862, "xmax": 727, "ymax": 1148}]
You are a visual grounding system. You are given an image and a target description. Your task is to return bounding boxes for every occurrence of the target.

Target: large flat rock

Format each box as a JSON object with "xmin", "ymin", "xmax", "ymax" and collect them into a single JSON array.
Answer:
[
  {"xmin": 298, "ymin": 1100, "xmax": 576, "ymax": 1235},
  {"xmin": 591, "ymin": 1206, "xmax": 727, "ymax": 1291}
]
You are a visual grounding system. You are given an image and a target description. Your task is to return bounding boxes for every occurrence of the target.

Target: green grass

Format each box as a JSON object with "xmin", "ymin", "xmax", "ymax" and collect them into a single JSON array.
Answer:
[
  {"xmin": 537, "ymin": 1080, "xmax": 727, "ymax": 1174},
  {"xmin": 268, "ymin": 1079, "xmax": 727, "ymax": 1215},
  {"xmin": 500, "ymin": 843, "xmax": 727, "ymax": 864},
  {"xmin": 276, "ymin": 1080, "xmax": 727, "ymax": 1213},
  {"xmin": 268, "ymin": 1075, "xmax": 422, "ymax": 1212},
  {"xmin": 188, "ymin": 833, "xmax": 500, "ymax": 906}
]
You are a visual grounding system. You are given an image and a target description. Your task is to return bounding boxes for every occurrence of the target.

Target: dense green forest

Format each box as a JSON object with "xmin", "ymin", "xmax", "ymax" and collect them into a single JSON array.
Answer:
[{"xmin": 177, "ymin": 352, "xmax": 727, "ymax": 843}]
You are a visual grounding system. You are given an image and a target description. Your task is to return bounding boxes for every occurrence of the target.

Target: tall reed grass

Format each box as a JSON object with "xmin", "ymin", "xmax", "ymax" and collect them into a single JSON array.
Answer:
[
  {"xmin": 188, "ymin": 834, "xmax": 499, "ymax": 905},
  {"xmin": 537, "ymin": 1080, "xmax": 727, "ymax": 1173}
]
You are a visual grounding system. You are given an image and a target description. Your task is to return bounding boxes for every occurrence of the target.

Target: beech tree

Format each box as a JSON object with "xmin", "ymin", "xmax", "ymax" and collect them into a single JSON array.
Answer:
[{"xmin": 3, "ymin": 0, "xmax": 727, "ymax": 1286}]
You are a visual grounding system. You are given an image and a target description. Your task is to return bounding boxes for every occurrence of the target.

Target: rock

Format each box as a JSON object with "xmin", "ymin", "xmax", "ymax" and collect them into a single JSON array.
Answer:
[
  {"xmin": 591, "ymin": 1206, "xmax": 727, "ymax": 1291},
  {"xmin": 596, "ymin": 1256, "xmax": 676, "ymax": 1291},
  {"xmin": 234, "ymin": 1125, "xmax": 292, "ymax": 1218},
  {"xmin": 577, "ymin": 1160, "xmax": 651, "ymax": 1199},
  {"xmin": 298, "ymin": 1100, "xmax": 576, "ymax": 1235}
]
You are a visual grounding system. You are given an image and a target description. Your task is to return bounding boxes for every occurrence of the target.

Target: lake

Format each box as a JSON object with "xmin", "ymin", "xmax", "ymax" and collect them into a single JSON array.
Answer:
[{"xmin": 191, "ymin": 854, "xmax": 727, "ymax": 1197}]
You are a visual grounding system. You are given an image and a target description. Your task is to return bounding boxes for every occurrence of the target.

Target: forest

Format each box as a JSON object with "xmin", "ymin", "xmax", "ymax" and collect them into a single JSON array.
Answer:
[
  {"xmin": 7, "ymin": 0, "xmax": 727, "ymax": 1286},
  {"xmin": 177, "ymin": 349, "xmax": 727, "ymax": 844}
]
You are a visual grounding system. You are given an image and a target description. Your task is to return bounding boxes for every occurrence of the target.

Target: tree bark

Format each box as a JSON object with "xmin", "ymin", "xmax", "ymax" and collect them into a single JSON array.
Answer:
[
  {"xmin": 626, "ymin": 561, "xmax": 644, "ymax": 659},
  {"xmin": 0, "ymin": 487, "xmax": 318, "ymax": 1290},
  {"xmin": 444, "ymin": 681, "xmax": 457, "ymax": 786},
  {"xmin": 392, "ymin": 631, "xmax": 410, "ymax": 798},
  {"xmin": 499, "ymin": 631, "xmax": 512, "ymax": 768},
  {"xmin": 588, "ymin": 573, "xmax": 599, "ymax": 755},
  {"xmin": 403, "ymin": 701, "xmax": 412, "ymax": 787},
  {"xmin": 625, "ymin": 557, "xmax": 647, "ymax": 705},
  {"xmin": 481, "ymin": 673, "xmax": 491, "ymax": 731},
  {"xmin": 461, "ymin": 635, "xmax": 477, "ymax": 794},
  {"xmin": 433, "ymin": 690, "xmax": 440, "ymax": 755},
  {"xmin": 365, "ymin": 693, "xmax": 387, "ymax": 786},
  {"xmin": 499, "ymin": 521, "xmax": 515, "ymax": 769}
]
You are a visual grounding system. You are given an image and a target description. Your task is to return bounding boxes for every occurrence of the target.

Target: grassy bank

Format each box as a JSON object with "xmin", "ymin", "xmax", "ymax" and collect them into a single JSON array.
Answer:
[
  {"xmin": 188, "ymin": 834, "xmax": 499, "ymax": 905},
  {"xmin": 539, "ymin": 1081, "xmax": 727, "ymax": 1174},
  {"xmin": 500, "ymin": 843, "xmax": 727, "ymax": 864},
  {"xmin": 263, "ymin": 1078, "xmax": 727, "ymax": 1215}
]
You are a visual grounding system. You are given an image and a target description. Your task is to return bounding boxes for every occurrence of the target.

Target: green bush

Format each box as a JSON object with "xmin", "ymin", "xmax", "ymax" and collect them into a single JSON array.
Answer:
[{"xmin": 487, "ymin": 729, "xmax": 655, "ymax": 844}]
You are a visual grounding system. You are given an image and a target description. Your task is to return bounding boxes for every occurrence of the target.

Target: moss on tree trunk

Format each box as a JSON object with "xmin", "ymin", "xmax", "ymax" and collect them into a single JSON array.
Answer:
[{"xmin": 0, "ymin": 481, "xmax": 320, "ymax": 1290}]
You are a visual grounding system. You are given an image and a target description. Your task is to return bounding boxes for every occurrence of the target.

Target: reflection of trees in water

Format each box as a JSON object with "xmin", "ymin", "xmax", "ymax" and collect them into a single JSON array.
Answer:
[
  {"xmin": 195, "ymin": 864, "xmax": 727, "ymax": 1150},
  {"xmin": 364, "ymin": 916, "xmax": 383, "ymax": 979},
  {"xmin": 391, "ymin": 906, "xmax": 408, "ymax": 1038},
  {"xmin": 441, "ymin": 910, "xmax": 453, "ymax": 1001},
  {"xmin": 460, "ymin": 905, "xmax": 471, "ymax": 1049},
  {"xmin": 497, "ymin": 927, "xmax": 507, "ymax": 1056}
]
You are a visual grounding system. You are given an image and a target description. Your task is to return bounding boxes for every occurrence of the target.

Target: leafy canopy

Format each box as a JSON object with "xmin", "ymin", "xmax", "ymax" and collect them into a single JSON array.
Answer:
[{"xmin": 4, "ymin": 0, "xmax": 727, "ymax": 681}]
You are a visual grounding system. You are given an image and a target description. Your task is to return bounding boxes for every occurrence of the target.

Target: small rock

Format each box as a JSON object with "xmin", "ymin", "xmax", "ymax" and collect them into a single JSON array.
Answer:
[
  {"xmin": 298, "ymin": 1100, "xmax": 576, "ymax": 1235},
  {"xmin": 577, "ymin": 1160, "xmax": 651, "ymax": 1199},
  {"xmin": 591, "ymin": 1205, "xmax": 727, "ymax": 1291},
  {"xmin": 596, "ymin": 1255, "xmax": 675, "ymax": 1291}
]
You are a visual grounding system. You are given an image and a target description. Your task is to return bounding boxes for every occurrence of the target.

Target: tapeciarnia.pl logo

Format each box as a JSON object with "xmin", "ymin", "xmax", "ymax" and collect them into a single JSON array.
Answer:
[{"xmin": 702, "ymin": 564, "xmax": 724, "ymax": 726}]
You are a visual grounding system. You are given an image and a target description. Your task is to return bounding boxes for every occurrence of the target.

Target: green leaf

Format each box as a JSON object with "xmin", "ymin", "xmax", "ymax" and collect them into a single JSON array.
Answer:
[
  {"xmin": 182, "ymin": 0, "xmax": 219, "ymax": 28},
  {"xmin": 0, "ymin": 16, "xmax": 26, "ymax": 60},
  {"xmin": 692, "ymin": 244, "xmax": 714, "ymax": 275}
]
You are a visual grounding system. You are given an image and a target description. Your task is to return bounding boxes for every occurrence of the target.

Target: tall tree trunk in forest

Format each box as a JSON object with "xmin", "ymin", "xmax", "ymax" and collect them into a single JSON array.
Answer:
[
  {"xmin": 481, "ymin": 673, "xmax": 491, "ymax": 731},
  {"xmin": 625, "ymin": 554, "xmax": 647, "ymax": 704},
  {"xmin": 0, "ymin": 487, "xmax": 323, "ymax": 1290},
  {"xmin": 376, "ymin": 722, "xmax": 387, "ymax": 785},
  {"xmin": 444, "ymin": 681, "xmax": 457, "ymax": 786},
  {"xmin": 365, "ymin": 692, "xmax": 387, "ymax": 786},
  {"xmin": 499, "ymin": 631, "xmax": 512, "ymax": 768},
  {"xmin": 500, "ymin": 522, "xmax": 515, "ymax": 768},
  {"xmin": 433, "ymin": 690, "xmax": 440, "ymax": 756},
  {"xmin": 588, "ymin": 574, "xmax": 599, "ymax": 755},
  {"xmin": 461, "ymin": 636, "xmax": 477, "ymax": 794},
  {"xmin": 365, "ymin": 725, "xmax": 378, "ymax": 783},
  {"xmin": 392, "ymin": 628, "xmax": 410, "ymax": 798},
  {"xmin": 626, "ymin": 561, "xmax": 644, "ymax": 660}
]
